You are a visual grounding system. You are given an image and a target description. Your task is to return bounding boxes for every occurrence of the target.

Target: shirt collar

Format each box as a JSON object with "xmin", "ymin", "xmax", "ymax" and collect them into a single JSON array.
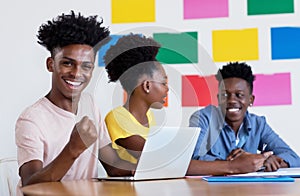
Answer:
[{"xmin": 244, "ymin": 111, "xmax": 252, "ymax": 132}]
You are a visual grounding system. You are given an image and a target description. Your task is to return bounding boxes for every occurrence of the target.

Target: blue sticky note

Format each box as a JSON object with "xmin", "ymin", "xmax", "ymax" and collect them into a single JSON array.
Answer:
[
  {"xmin": 97, "ymin": 34, "xmax": 124, "ymax": 67},
  {"xmin": 271, "ymin": 27, "xmax": 300, "ymax": 60},
  {"xmin": 203, "ymin": 176, "xmax": 295, "ymax": 182}
]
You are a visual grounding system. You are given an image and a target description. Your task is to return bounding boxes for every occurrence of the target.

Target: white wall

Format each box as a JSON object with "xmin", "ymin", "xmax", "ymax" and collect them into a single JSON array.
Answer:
[
  {"xmin": 0, "ymin": 0, "xmax": 112, "ymax": 158},
  {"xmin": 1, "ymin": 0, "xmax": 300, "ymax": 159}
]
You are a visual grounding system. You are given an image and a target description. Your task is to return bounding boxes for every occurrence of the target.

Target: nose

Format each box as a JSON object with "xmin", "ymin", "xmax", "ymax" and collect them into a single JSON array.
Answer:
[
  {"xmin": 226, "ymin": 93, "xmax": 237, "ymax": 102},
  {"xmin": 70, "ymin": 66, "xmax": 82, "ymax": 77}
]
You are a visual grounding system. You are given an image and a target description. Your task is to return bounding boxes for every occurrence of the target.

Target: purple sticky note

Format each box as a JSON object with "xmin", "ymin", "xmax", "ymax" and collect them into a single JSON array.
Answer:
[
  {"xmin": 184, "ymin": 0, "xmax": 228, "ymax": 19},
  {"xmin": 253, "ymin": 73, "xmax": 292, "ymax": 106}
]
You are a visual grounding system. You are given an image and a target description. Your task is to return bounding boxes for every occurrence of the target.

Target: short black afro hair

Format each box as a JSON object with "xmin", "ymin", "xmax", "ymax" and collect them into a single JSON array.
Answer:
[
  {"xmin": 37, "ymin": 10, "xmax": 110, "ymax": 55},
  {"xmin": 104, "ymin": 33, "xmax": 161, "ymax": 93},
  {"xmin": 215, "ymin": 62, "xmax": 256, "ymax": 93}
]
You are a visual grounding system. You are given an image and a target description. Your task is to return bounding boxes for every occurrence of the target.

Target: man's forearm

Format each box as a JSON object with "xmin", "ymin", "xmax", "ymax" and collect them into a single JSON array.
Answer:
[
  {"xmin": 23, "ymin": 143, "xmax": 78, "ymax": 186},
  {"xmin": 186, "ymin": 159, "xmax": 233, "ymax": 176}
]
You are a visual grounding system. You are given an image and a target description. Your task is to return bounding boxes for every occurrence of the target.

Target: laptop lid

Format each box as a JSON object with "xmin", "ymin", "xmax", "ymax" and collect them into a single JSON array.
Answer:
[{"xmin": 98, "ymin": 126, "xmax": 200, "ymax": 181}]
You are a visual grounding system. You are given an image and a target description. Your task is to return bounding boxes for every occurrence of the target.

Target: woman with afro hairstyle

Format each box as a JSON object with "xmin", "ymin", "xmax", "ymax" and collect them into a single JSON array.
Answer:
[
  {"xmin": 104, "ymin": 33, "xmax": 169, "ymax": 164},
  {"xmin": 187, "ymin": 62, "xmax": 300, "ymax": 176},
  {"xmin": 15, "ymin": 11, "xmax": 135, "ymax": 188}
]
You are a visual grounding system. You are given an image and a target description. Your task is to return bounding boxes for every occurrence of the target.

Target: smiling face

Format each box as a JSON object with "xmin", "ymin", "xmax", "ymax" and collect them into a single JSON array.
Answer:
[
  {"xmin": 218, "ymin": 77, "xmax": 254, "ymax": 131},
  {"xmin": 47, "ymin": 44, "xmax": 95, "ymax": 102}
]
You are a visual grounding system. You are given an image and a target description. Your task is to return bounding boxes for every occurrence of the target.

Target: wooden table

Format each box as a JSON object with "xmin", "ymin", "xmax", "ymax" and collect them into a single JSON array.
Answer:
[{"xmin": 21, "ymin": 178, "xmax": 300, "ymax": 196}]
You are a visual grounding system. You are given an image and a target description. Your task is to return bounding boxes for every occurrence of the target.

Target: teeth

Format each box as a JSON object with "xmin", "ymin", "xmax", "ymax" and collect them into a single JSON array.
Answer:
[
  {"xmin": 66, "ymin": 80, "xmax": 81, "ymax": 86},
  {"xmin": 228, "ymin": 108, "xmax": 239, "ymax": 112}
]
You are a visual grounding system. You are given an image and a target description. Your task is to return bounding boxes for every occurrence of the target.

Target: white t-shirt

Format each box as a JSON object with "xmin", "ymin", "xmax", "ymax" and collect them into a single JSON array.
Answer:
[{"xmin": 15, "ymin": 93, "xmax": 111, "ymax": 182}]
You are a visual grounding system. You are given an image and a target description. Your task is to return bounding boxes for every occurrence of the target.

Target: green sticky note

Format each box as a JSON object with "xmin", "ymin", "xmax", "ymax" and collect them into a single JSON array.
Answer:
[
  {"xmin": 153, "ymin": 32, "xmax": 198, "ymax": 64},
  {"xmin": 248, "ymin": 0, "xmax": 294, "ymax": 15}
]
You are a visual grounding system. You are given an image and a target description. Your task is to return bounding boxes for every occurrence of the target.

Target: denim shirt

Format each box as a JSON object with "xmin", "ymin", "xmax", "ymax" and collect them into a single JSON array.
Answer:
[{"xmin": 189, "ymin": 105, "xmax": 300, "ymax": 167}]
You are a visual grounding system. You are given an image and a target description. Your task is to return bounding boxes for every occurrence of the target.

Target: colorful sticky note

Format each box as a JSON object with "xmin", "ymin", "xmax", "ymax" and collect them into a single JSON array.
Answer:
[
  {"xmin": 154, "ymin": 32, "xmax": 198, "ymax": 64},
  {"xmin": 212, "ymin": 28, "xmax": 259, "ymax": 62},
  {"xmin": 98, "ymin": 35, "xmax": 124, "ymax": 67},
  {"xmin": 253, "ymin": 73, "xmax": 292, "ymax": 106},
  {"xmin": 184, "ymin": 0, "xmax": 228, "ymax": 19},
  {"xmin": 182, "ymin": 75, "xmax": 218, "ymax": 107},
  {"xmin": 111, "ymin": 0, "xmax": 155, "ymax": 23},
  {"xmin": 182, "ymin": 73, "xmax": 291, "ymax": 107},
  {"xmin": 271, "ymin": 27, "xmax": 300, "ymax": 60},
  {"xmin": 247, "ymin": 0, "xmax": 294, "ymax": 15}
]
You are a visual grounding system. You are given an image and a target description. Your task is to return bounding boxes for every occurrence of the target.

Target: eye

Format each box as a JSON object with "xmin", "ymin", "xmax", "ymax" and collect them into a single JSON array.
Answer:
[
  {"xmin": 62, "ymin": 61, "xmax": 73, "ymax": 67},
  {"xmin": 161, "ymin": 81, "xmax": 168, "ymax": 86},
  {"xmin": 81, "ymin": 63, "xmax": 94, "ymax": 71},
  {"xmin": 236, "ymin": 93, "xmax": 244, "ymax": 98},
  {"xmin": 220, "ymin": 93, "xmax": 228, "ymax": 98}
]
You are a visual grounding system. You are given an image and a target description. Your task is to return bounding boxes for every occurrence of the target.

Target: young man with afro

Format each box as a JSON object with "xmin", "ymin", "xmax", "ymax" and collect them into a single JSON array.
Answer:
[
  {"xmin": 15, "ymin": 11, "xmax": 135, "ymax": 187},
  {"xmin": 187, "ymin": 62, "xmax": 300, "ymax": 175}
]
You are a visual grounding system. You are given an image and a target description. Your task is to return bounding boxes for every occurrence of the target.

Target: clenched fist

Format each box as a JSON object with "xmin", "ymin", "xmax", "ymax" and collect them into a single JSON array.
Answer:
[{"xmin": 68, "ymin": 116, "xmax": 98, "ymax": 158}]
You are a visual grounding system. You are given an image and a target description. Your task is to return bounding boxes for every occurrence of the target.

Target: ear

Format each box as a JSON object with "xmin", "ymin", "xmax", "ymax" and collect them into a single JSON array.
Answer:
[
  {"xmin": 249, "ymin": 95, "xmax": 255, "ymax": 106},
  {"xmin": 142, "ymin": 80, "xmax": 150, "ymax": 94},
  {"xmin": 46, "ymin": 57, "xmax": 54, "ymax": 72}
]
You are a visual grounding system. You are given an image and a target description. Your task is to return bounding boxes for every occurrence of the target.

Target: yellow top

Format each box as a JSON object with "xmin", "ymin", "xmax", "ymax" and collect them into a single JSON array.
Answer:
[{"xmin": 105, "ymin": 106, "xmax": 155, "ymax": 164}]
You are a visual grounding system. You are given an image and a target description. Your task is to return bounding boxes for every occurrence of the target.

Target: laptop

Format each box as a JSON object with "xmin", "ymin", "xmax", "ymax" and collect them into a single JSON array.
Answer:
[{"xmin": 97, "ymin": 126, "xmax": 200, "ymax": 181}]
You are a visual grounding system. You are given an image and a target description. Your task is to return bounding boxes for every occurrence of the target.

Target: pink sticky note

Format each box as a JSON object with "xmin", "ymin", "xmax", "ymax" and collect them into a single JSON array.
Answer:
[
  {"xmin": 184, "ymin": 0, "xmax": 228, "ymax": 19},
  {"xmin": 253, "ymin": 73, "xmax": 292, "ymax": 106}
]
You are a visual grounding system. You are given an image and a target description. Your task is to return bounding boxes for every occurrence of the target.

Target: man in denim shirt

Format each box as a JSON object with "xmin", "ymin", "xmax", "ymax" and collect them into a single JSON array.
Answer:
[{"xmin": 186, "ymin": 62, "xmax": 300, "ymax": 175}]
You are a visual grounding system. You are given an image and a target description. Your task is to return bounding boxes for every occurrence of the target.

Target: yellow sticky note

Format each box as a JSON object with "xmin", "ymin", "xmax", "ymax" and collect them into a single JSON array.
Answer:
[
  {"xmin": 212, "ymin": 28, "xmax": 259, "ymax": 62},
  {"xmin": 112, "ymin": 0, "xmax": 155, "ymax": 23}
]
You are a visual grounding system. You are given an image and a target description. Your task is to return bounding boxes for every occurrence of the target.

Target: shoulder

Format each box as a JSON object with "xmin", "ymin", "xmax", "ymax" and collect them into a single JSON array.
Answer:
[
  {"xmin": 189, "ymin": 105, "xmax": 220, "ymax": 127},
  {"xmin": 245, "ymin": 111, "xmax": 271, "ymax": 132},
  {"xmin": 17, "ymin": 97, "xmax": 49, "ymax": 120},
  {"xmin": 190, "ymin": 105, "xmax": 218, "ymax": 118},
  {"xmin": 105, "ymin": 106, "xmax": 126, "ymax": 121},
  {"xmin": 15, "ymin": 98, "xmax": 50, "ymax": 137},
  {"xmin": 246, "ymin": 111, "xmax": 267, "ymax": 124},
  {"xmin": 106, "ymin": 106, "xmax": 126, "ymax": 116}
]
